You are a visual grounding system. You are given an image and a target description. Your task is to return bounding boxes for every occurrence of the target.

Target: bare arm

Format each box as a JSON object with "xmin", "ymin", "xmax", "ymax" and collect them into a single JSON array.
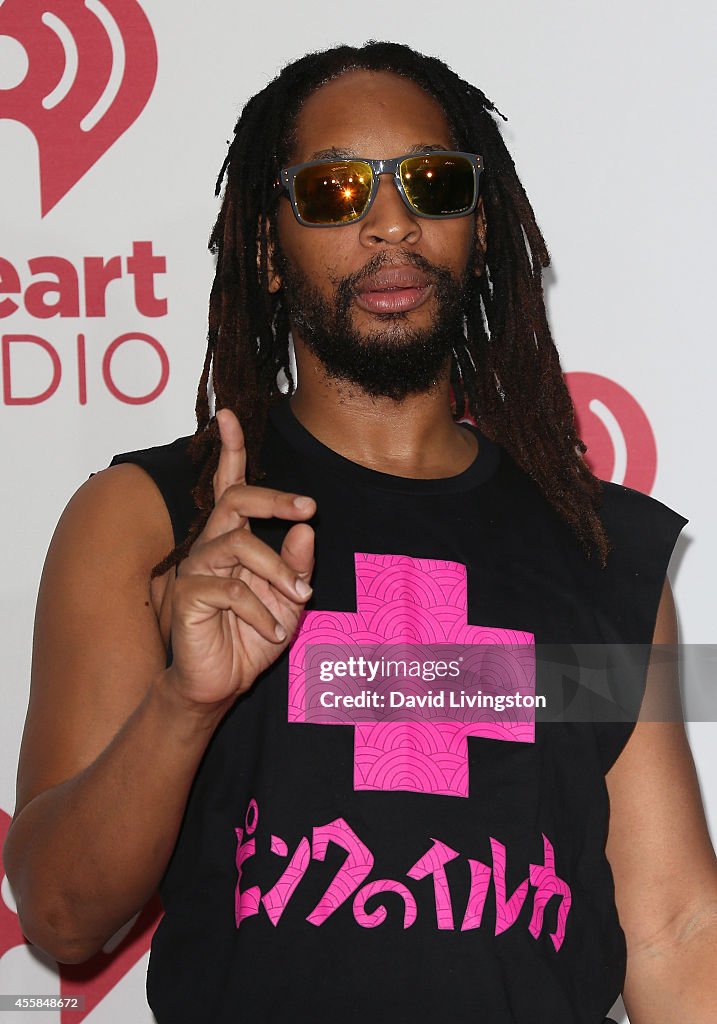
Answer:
[
  {"xmin": 606, "ymin": 580, "xmax": 717, "ymax": 1023},
  {"xmin": 2, "ymin": 411, "xmax": 315, "ymax": 963}
]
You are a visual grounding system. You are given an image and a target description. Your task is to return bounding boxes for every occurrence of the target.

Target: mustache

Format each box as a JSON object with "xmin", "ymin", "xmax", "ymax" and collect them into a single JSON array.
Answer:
[{"xmin": 336, "ymin": 250, "xmax": 454, "ymax": 293}]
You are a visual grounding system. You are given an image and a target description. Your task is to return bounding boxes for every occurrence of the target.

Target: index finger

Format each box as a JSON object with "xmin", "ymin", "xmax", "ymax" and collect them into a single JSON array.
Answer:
[{"xmin": 213, "ymin": 408, "xmax": 246, "ymax": 505}]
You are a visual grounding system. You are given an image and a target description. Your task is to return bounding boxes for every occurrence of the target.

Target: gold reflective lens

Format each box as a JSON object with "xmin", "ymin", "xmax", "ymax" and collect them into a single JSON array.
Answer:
[
  {"xmin": 400, "ymin": 153, "xmax": 475, "ymax": 216},
  {"xmin": 294, "ymin": 160, "xmax": 374, "ymax": 224}
]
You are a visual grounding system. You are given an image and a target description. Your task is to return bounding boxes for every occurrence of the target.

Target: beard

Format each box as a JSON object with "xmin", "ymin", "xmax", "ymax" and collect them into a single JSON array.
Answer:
[{"xmin": 274, "ymin": 246, "xmax": 475, "ymax": 401}]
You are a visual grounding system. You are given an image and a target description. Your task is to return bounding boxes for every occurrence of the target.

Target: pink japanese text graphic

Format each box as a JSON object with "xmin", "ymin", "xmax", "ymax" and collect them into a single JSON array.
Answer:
[{"xmin": 233, "ymin": 800, "xmax": 571, "ymax": 951}]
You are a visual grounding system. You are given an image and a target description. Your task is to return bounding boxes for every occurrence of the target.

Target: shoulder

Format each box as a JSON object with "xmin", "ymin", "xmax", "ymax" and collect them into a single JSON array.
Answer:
[
  {"xmin": 53, "ymin": 460, "xmax": 175, "ymax": 580},
  {"xmin": 44, "ymin": 434, "xmax": 198, "ymax": 640},
  {"xmin": 598, "ymin": 479, "xmax": 687, "ymax": 534},
  {"xmin": 106, "ymin": 434, "xmax": 200, "ymax": 550},
  {"xmin": 596, "ymin": 480, "xmax": 688, "ymax": 572},
  {"xmin": 108, "ymin": 433, "xmax": 195, "ymax": 474},
  {"xmin": 492, "ymin": 451, "xmax": 688, "ymax": 568},
  {"xmin": 51, "ymin": 433, "xmax": 197, "ymax": 580},
  {"xmin": 108, "ymin": 434, "xmax": 197, "ymax": 502}
]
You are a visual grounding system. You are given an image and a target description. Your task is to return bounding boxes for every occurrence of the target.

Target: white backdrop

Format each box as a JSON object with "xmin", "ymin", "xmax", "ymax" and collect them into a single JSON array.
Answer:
[{"xmin": 1, "ymin": 1, "xmax": 715, "ymax": 1020}]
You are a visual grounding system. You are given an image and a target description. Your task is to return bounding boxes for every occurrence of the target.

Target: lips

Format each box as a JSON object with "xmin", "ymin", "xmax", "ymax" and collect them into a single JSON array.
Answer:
[{"xmin": 354, "ymin": 267, "xmax": 433, "ymax": 314}]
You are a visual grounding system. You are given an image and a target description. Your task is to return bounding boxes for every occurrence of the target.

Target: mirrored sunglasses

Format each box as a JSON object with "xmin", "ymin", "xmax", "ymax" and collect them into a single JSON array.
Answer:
[{"xmin": 279, "ymin": 151, "xmax": 483, "ymax": 227}]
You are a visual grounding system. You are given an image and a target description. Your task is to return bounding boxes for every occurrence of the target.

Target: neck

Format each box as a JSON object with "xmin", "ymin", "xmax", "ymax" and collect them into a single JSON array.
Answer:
[{"xmin": 288, "ymin": 335, "xmax": 478, "ymax": 478}]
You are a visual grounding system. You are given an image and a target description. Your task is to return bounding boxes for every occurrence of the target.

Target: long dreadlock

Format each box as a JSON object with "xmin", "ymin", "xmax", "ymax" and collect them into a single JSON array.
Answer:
[{"xmin": 150, "ymin": 40, "xmax": 609, "ymax": 579}]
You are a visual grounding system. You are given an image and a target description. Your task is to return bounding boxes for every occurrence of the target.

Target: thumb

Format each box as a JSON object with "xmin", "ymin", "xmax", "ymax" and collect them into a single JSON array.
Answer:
[{"xmin": 281, "ymin": 522, "xmax": 315, "ymax": 583}]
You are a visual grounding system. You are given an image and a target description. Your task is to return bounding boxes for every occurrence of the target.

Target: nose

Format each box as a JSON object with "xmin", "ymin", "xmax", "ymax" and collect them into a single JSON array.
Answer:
[{"xmin": 358, "ymin": 171, "xmax": 422, "ymax": 248}]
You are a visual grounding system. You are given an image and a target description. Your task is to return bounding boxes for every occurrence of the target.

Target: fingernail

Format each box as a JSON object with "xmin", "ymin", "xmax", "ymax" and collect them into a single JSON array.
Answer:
[
  {"xmin": 295, "ymin": 579, "xmax": 312, "ymax": 599},
  {"xmin": 293, "ymin": 496, "xmax": 313, "ymax": 510},
  {"xmin": 275, "ymin": 623, "xmax": 287, "ymax": 641}
]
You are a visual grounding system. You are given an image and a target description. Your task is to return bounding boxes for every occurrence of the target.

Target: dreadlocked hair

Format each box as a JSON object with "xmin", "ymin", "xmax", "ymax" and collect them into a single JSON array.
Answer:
[{"xmin": 150, "ymin": 40, "xmax": 609, "ymax": 579}]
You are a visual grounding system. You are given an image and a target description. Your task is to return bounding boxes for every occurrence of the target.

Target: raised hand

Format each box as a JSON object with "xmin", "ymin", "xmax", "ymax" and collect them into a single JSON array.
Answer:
[{"xmin": 166, "ymin": 406, "xmax": 315, "ymax": 711}]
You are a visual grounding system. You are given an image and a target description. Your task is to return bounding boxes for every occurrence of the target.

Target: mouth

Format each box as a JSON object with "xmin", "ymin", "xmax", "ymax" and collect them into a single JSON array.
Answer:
[{"xmin": 353, "ymin": 267, "xmax": 434, "ymax": 314}]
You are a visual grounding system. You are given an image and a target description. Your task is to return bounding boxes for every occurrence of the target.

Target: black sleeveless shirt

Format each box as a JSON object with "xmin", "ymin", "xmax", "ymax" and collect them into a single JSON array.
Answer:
[{"xmin": 109, "ymin": 398, "xmax": 686, "ymax": 1023}]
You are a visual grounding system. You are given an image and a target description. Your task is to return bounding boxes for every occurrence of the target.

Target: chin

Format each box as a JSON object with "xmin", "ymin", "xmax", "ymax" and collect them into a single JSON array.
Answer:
[{"xmin": 354, "ymin": 312, "xmax": 435, "ymax": 340}]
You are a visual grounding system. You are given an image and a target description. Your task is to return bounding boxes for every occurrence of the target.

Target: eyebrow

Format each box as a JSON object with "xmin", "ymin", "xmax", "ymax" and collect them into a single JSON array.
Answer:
[{"xmin": 305, "ymin": 143, "xmax": 451, "ymax": 161}]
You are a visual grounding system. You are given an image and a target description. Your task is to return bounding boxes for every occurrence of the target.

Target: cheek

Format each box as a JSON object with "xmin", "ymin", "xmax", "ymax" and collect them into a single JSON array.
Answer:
[
  {"xmin": 426, "ymin": 219, "xmax": 475, "ymax": 273},
  {"xmin": 276, "ymin": 202, "xmax": 357, "ymax": 287}
]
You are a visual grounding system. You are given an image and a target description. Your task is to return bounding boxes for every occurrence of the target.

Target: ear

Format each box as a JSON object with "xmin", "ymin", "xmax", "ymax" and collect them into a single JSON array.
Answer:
[
  {"xmin": 474, "ymin": 197, "xmax": 487, "ymax": 276},
  {"xmin": 257, "ymin": 217, "xmax": 282, "ymax": 293}
]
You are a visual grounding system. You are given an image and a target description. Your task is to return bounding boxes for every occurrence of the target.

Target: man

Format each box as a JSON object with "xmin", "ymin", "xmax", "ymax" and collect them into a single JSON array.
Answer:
[{"xmin": 4, "ymin": 41, "xmax": 717, "ymax": 1024}]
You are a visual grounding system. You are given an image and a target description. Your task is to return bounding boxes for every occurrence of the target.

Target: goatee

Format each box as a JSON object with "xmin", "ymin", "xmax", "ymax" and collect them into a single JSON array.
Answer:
[{"xmin": 275, "ymin": 248, "xmax": 475, "ymax": 401}]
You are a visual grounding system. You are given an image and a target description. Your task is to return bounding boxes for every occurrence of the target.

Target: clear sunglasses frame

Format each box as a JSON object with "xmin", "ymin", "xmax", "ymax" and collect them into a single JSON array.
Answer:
[{"xmin": 279, "ymin": 150, "xmax": 483, "ymax": 227}]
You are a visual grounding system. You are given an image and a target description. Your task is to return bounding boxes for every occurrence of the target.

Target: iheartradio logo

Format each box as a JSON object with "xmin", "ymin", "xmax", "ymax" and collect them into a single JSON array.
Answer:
[{"xmin": 0, "ymin": 0, "xmax": 158, "ymax": 216}]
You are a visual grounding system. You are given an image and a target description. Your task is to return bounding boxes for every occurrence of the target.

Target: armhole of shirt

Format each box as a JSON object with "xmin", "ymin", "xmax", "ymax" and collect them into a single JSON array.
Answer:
[
  {"xmin": 596, "ymin": 485, "xmax": 688, "ymax": 774},
  {"xmin": 101, "ymin": 435, "xmax": 199, "ymax": 672}
]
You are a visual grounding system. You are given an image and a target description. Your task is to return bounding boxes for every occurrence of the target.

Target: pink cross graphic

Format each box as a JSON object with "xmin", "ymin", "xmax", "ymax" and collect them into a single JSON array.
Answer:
[{"xmin": 288, "ymin": 553, "xmax": 535, "ymax": 797}]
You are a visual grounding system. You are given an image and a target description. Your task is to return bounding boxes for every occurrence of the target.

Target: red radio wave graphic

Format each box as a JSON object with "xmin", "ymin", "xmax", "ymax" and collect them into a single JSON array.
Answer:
[
  {"xmin": 566, "ymin": 372, "xmax": 658, "ymax": 493},
  {"xmin": 0, "ymin": 0, "xmax": 158, "ymax": 216}
]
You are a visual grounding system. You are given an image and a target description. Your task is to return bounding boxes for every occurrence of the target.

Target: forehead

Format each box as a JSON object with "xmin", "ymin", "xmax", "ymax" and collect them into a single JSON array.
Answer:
[{"xmin": 289, "ymin": 69, "xmax": 455, "ymax": 162}]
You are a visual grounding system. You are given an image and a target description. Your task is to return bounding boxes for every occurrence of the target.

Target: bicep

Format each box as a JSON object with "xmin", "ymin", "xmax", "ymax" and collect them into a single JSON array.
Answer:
[
  {"xmin": 605, "ymin": 579, "xmax": 717, "ymax": 949},
  {"xmin": 14, "ymin": 463, "xmax": 174, "ymax": 817}
]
